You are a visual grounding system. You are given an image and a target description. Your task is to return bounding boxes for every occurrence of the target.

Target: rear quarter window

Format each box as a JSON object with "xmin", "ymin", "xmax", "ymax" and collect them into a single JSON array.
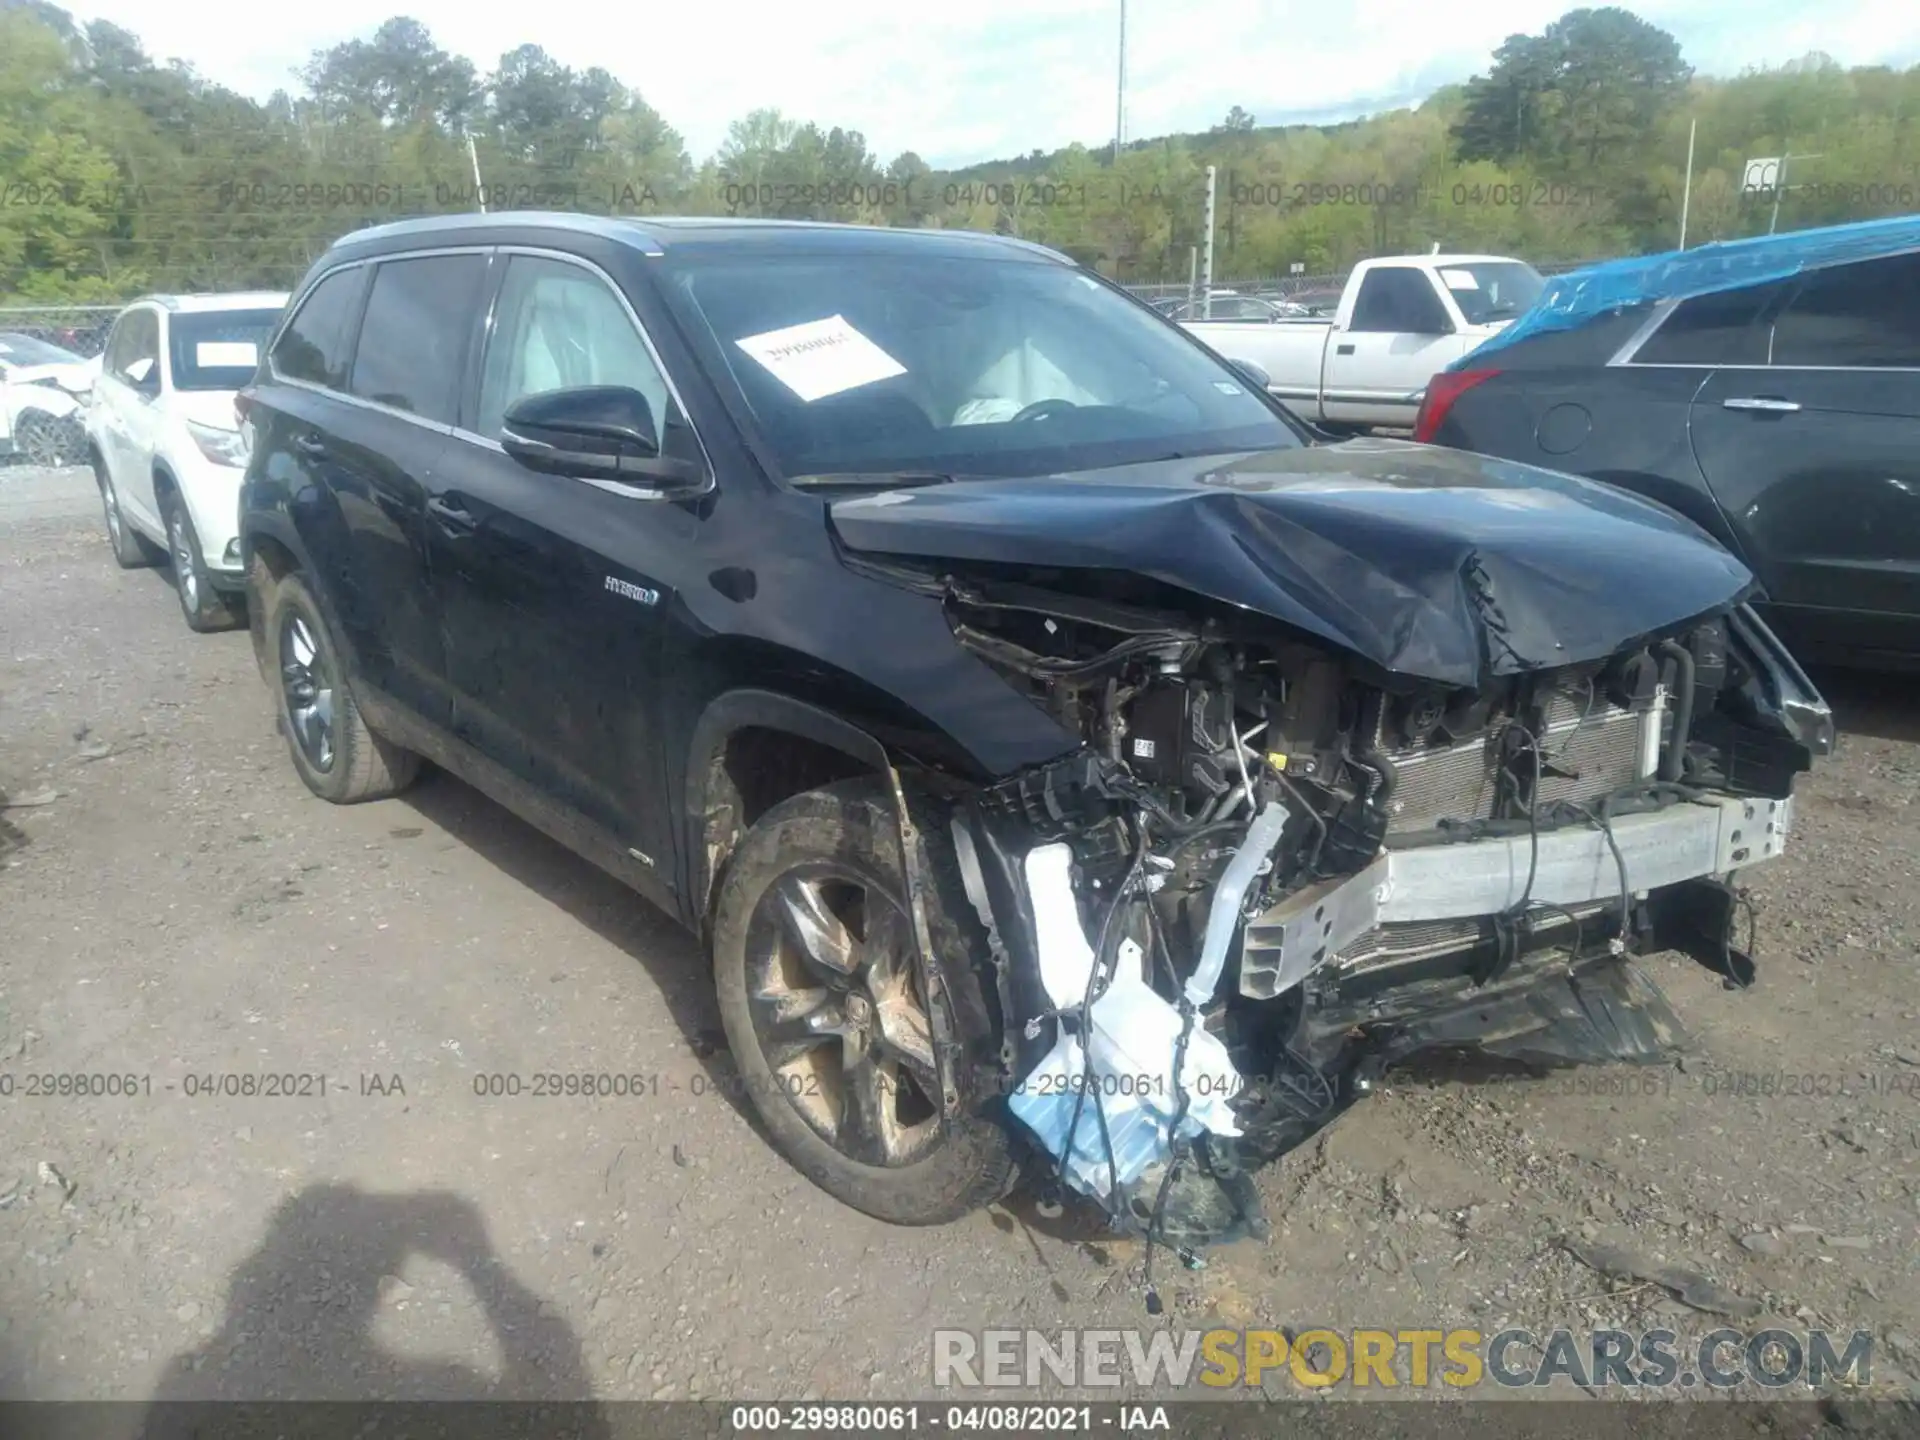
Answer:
[
  {"xmin": 272, "ymin": 268, "xmax": 366, "ymax": 390},
  {"xmin": 1483, "ymin": 303, "xmax": 1658, "ymax": 369}
]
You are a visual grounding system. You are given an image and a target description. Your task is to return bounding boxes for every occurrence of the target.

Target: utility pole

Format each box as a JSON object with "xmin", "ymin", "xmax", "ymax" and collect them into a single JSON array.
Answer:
[
  {"xmin": 467, "ymin": 134, "xmax": 488, "ymax": 213},
  {"xmin": 1201, "ymin": 165, "xmax": 1216, "ymax": 318},
  {"xmin": 1113, "ymin": 0, "xmax": 1127, "ymax": 165},
  {"xmin": 1678, "ymin": 116, "xmax": 1696, "ymax": 249}
]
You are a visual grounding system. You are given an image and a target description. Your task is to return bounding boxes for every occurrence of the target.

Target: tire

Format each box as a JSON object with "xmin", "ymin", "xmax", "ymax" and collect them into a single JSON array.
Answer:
[
  {"xmin": 161, "ymin": 492, "xmax": 246, "ymax": 633},
  {"xmin": 712, "ymin": 777, "xmax": 1016, "ymax": 1225},
  {"xmin": 17, "ymin": 410, "xmax": 82, "ymax": 467},
  {"xmin": 94, "ymin": 456, "xmax": 162, "ymax": 568},
  {"xmin": 262, "ymin": 568, "xmax": 420, "ymax": 803}
]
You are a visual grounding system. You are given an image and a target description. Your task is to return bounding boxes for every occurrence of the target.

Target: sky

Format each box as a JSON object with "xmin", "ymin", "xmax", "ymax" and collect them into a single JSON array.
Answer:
[{"xmin": 54, "ymin": 0, "xmax": 1920, "ymax": 169}]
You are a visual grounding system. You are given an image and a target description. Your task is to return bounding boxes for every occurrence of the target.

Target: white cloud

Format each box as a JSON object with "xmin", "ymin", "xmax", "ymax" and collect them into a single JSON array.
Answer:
[{"xmin": 55, "ymin": 0, "xmax": 1920, "ymax": 166}]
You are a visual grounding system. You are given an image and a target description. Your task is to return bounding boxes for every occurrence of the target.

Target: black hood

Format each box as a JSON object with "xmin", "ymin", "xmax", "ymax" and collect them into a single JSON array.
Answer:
[{"xmin": 828, "ymin": 437, "xmax": 1757, "ymax": 689}]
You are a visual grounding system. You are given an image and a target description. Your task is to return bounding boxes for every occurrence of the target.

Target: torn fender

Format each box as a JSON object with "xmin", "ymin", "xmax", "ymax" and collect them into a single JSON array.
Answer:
[{"xmin": 829, "ymin": 438, "xmax": 1756, "ymax": 689}]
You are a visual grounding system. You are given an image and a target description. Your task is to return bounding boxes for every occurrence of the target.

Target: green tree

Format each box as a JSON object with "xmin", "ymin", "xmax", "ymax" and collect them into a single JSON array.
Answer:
[{"xmin": 1453, "ymin": 8, "xmax": 1690, "ymax": 170}]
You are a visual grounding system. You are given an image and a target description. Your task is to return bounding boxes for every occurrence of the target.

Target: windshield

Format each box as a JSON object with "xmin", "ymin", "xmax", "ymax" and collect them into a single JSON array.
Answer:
[
  {"xmin": 168, "ymin": 309, "xmax": 282, "ymax": 393},
  {"xmin": 1439, "ymin": 262, "xmax": 1545, "ymax": 325},
  {"xmin": 655, "ymin": 251, "xmax": 1303, "ymax": 482},
  {"xmin": 0, "ymin": 333, "xmax": 84, "ymax": 368}
]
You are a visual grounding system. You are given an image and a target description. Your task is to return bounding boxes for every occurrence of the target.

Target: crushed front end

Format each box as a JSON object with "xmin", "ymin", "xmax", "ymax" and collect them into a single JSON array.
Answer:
[{"xmin": 930, "ymin": 571, "xmax": 1832, "ymax": 1249}]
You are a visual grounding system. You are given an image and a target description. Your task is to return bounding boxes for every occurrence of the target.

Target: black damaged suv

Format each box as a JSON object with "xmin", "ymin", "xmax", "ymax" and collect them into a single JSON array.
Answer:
[{"xmin": 239, "ymin": 213, "xmax": 1831, "ymax": 1247}]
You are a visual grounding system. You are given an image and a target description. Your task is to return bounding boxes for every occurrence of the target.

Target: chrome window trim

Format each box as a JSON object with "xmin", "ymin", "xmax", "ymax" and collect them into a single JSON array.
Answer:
[
  {"xmin": 1611, "ymin": 281, "xmax": 1920, "ymax": 373},
  {"xmin": 1607, "ymin": 361, "xmax": 1920, "ymax": 374}
]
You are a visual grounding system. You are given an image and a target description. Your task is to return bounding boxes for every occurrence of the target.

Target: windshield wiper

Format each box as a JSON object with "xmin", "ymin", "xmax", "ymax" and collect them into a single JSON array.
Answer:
[{"xmin": 788, "ymin": 471, "xmax": 959, "ymax": 491}]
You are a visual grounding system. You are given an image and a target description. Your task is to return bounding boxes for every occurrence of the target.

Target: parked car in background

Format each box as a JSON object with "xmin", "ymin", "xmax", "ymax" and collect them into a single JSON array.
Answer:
[
  {"xmin": 1417, "ymin": 216, "xmax": 1920, "ymax": 672},
  {"xmin": 1182, "ymin": 254, "xmax": 1543, "ymax": 429},
  {"xmin": 85, "ymin": 292, "xmax": 288, "ymax": 631},
  {"xmin": 1283, "ymin": 287, "xmax": 1345, "ymax": 317},
  {"xmin": 1158, "ymin": 293, "xmax": 1308, "ymax": 322},
  {"xmin": 0, "ymin": 332, "xmax": 97, "ymax": 466},
  {"xmin": 234, "ymin": 213, "xmax": 1826, "ymax": 1249}
]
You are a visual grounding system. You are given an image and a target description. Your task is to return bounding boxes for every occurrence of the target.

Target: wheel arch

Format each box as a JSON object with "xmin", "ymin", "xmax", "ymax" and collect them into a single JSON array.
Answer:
[
  {"xmin": 683, "ymin": 689, "xmax": 905, "ymax": 941},
  {"xmin": 237, "ymin": 514, "xmax": 361, "ymax": 693},
  {"xmin": 1584, "ymin": 466, "xmax": 1755, "ymax": 571}
]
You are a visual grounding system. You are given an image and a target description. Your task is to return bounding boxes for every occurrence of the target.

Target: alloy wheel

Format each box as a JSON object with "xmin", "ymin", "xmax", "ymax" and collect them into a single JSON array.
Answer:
[
  {"xmin": 280, "ymin": 611, "xmax": 336, "ymax": 772},
  {"xmin": 20, "ymin": 415, "xmax": 62, "ymax": 466},
  {"xmin": 169, "ymin": 512, "xmax": 199, "ymax": 611},
  {"xmin": 745, "ymin": 865, "xmax": 943, "ymax": 1167},
  {"xmin": 100, "ymin": 477, "xmax": 124, "ymax": 549}
]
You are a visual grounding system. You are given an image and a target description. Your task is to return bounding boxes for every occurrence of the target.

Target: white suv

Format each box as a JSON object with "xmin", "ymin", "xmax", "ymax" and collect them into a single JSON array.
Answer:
[{"xmin": 87, "ymin": 292, "xmax": 287, "ymax": 631}]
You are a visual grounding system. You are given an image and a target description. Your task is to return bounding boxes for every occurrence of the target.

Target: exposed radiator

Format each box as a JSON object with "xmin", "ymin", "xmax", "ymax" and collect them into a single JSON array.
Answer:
[{"xmin": 1376, "ymin": 677, "xmax": 1656, "ymax": 835}]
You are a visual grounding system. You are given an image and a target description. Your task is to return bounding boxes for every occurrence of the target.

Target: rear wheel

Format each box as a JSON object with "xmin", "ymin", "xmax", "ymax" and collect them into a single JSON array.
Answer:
[
  {"xmin": 711, "ymin": 778, "xmax": 1015, "ymax": 1225},
  {"xmin": 94, "ymin": 457, "xmax": 161, "ymax": 568},
  {"xmin": 162, "ymin": 494, "xmax": 245, "ymax": 633},
  {"xmin": 263, "ymin": 569, "xmax": 419, "ymax": 803}
]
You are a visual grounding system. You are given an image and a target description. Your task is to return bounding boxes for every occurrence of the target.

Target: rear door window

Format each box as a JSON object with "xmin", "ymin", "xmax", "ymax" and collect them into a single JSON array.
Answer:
[
  {"xmin": 1632, "ymin": 281, "xmax": 1791, "ymax": 366},
  {"xmin": 1771, "ymin": 253, "xmax": 1920, "ymax": 368},
  {"xmin": 349, "ymin": 254, "xmax": 488, "ymax": 424},
  {"xmin": 272, "ymin": 268, "xmax": 366, "ymax": 391}
]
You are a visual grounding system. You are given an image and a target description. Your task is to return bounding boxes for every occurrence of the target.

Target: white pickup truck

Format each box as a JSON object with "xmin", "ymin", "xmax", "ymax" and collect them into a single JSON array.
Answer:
[{"xmin": 1180, "ymin": 254, "xmax": 1544, "ymax": 430}]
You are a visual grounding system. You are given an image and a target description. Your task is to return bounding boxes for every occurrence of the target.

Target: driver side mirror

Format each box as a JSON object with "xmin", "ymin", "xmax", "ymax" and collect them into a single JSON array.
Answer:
[
  {"xmin": 1227, "ymin": 359, "xmax": 1271, "ymax": 391},
  {"xmin": 501, "ymin": 386, "xmax": 703, "ymax": 493}
]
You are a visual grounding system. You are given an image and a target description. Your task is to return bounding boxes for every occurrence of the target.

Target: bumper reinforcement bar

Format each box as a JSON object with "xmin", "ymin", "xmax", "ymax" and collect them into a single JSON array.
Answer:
[{"xmin": 1239, "ymin": 794, "xmax": 1791, "ymax": 1000}]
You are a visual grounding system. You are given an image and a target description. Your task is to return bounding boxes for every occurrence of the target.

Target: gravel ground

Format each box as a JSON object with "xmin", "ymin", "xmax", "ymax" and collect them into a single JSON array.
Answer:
[{"xmin": 1, "ymin": 464, "xmax": 1916, "ymax": 1414}]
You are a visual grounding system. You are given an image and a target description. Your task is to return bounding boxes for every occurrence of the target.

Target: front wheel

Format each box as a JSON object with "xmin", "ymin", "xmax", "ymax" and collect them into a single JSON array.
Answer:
[
  {"xmin": 163, "ymin": 495, "xmax": 245, "ymax": 633},
  {"xmin": 711, "ymin": 778, "xmax": 1016, "ymax": 1225}
]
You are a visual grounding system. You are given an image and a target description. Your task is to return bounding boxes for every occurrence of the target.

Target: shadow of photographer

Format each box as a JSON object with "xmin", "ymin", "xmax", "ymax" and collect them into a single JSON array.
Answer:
[{"xmin": 135, "ymin": 1183, "xmax": 613, "ymax": 1438}]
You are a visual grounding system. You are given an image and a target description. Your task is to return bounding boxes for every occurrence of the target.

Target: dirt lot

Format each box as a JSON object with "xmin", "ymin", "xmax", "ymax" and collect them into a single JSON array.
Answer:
[{"xmin": 2, "ymin": 464, "xmax": 1917, "ymax": 1412}]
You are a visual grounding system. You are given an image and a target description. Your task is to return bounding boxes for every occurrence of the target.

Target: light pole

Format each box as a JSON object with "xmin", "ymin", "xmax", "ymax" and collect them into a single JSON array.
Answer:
[
  {"xmin": 1113, "ymin": 0, "xmax": 1127, "ymax": 165},
  {"xmin": 1678, "ymin": 116, "xmax": 1695, "ymax": 249}
]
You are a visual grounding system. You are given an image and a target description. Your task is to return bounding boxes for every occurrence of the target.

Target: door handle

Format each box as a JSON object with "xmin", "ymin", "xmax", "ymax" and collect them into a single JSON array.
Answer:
[
  {"xmin": 1336, "ymin": 343, "xmax": 1356, "ymax": 355},
  {"xmin": 1722, "ymin": 396, "xmax": 1801, "ymax": 413},
  {"xmin": 292, "ymin": 433, "xmax": 329, "ymax": 457},
  {"xmin": 426, "ymin": 496, "xmax": 476, "ymax": 535}
]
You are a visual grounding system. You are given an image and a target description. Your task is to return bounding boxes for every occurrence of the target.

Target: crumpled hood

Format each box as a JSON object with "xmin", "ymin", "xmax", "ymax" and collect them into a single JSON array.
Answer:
[
  {"xmin": 828, "ymin": 437, "xmax": 1757, "ymax": 688},
  {"xmin": 9, "ymin": 360, "xmax": 94, "ymax": 392}
]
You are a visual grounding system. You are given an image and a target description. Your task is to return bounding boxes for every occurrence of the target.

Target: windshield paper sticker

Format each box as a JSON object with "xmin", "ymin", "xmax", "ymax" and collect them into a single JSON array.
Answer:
[
  {"xmin": 196, "ymin": 341, "xmax": 259, "ymax": 368},
  {"xmin": 735, "ymin": 315, "xmax": 906, "ymax": 402},
  {"xmin": 1440, "ymin": 268, "xmax": 1480, "ymax": 290}
]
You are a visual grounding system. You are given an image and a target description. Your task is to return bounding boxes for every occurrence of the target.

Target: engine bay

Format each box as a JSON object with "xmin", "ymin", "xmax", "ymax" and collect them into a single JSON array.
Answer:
[{"xmin": 924, "ymin": 562, "xmax": 1824, "ymax": 1252}]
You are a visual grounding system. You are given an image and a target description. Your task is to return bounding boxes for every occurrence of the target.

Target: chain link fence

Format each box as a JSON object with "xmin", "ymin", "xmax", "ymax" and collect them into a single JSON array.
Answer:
[{"xmin": 0, "ymin": 306, "xmax": 123, "ymax": 360}]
